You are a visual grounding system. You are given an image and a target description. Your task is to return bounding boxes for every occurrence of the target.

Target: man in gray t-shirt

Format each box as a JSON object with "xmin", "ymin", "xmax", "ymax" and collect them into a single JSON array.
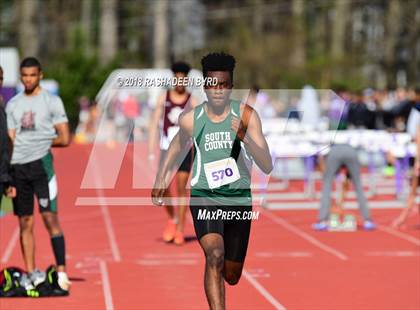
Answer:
[
  {"xmin": 6, "ymin": 57, "xmax": 71, "ymax": 293},
  {"xmin": 7, "ymin": 85, "xmax": 68, "ymax": 164}
]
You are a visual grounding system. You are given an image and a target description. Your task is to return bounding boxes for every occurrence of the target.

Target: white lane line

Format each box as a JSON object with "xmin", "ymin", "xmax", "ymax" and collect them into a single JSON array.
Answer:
[
  {"xmin": 261, "ymin": 209, "xmax": 348, "ymax": 261},
  {"xmin": 100, "ymin": 204, "xmax": 121, "ymax": 262},
  {"xmin": 254, "ymin": 251, "xmax": 312, "ymax": 258},
  {"xmin": 243, "ymin": 269, "xmax": 287, "ymax": 310},
  {"xmin": 1, "ymin": 227, "xmax": 19, "ymax": 264},
  {"xmin": 366, "ymin": 251, "xmax": 419, "ymax": 257},
  {"xmin": 99, "ymin": 260, "xmax": 114, "ymax": 310},
  {"xmin": 377, "ymin": 225, "xmax": 420, "ymax": 246},
  {"xmin": 91, "ymin": 156, "xmax": 121, "ymax": 262}
]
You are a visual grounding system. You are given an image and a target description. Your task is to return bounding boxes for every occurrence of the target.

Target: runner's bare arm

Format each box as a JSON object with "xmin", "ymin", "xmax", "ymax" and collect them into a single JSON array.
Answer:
[
  {"xmin": 189, "ymin": 96, "xmax": 199, "ymax": 109},
  {"xmin": 8, "ymin": 129, "xmax": 16, "ymax": 143},
  {"xmin": 151, "ymin": 109, "xmax": 194, "ymax": 205},
  {"xmin": 148, "ymin": 93, "xmax": 166, "ymax": 157},
  {"xmin": 52, "ymin": 122, "xmax": 70, "ymax": 147},
  {"xmin": 232, "ymin": 104, "xmax": 273, "ymax": 174}
]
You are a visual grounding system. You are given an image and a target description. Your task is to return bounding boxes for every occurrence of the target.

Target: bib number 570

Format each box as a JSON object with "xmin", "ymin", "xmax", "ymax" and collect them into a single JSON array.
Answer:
[{"xmin": 211, "ymin": 168, "xmax": 233, "ymax": 181}]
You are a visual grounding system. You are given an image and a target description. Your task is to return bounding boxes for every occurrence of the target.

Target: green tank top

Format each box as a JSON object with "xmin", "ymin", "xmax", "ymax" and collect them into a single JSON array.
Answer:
[{"xmin": 190, "ymin": 100, "xmax": 252, "ymax": 205}]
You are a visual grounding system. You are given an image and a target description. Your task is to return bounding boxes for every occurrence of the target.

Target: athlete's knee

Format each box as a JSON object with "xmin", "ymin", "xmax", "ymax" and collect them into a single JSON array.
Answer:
[
  {"xmin": 205, "ymin": 247, "xmax": 225, "ymax": 270},
  {"xmin": 42, "ymin": 213, "xmax": 61, "ymax": 234},
  {"xmin": 19, "ymin": 216, "xmax": 34, "ymax": 232}
]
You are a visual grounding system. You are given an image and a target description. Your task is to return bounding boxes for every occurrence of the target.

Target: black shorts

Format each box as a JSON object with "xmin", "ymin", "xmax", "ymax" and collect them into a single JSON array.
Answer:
[
  {"xmin": 11, "ymin": 153, "xmax": 57, "ymax": 217},
  {"xmin": 190, "ymin": 197, "xmax": 252, "ymax": 263},
  {"xmin": 160, "ymin": 148, "xmax": 192, "ymax": 173}
]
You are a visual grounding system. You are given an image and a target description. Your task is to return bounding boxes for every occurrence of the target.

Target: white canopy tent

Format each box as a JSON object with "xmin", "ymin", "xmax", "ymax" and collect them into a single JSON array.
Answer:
[{"xmin": 0, "ymin": 47, "xmax": 20, "ymax": 87}]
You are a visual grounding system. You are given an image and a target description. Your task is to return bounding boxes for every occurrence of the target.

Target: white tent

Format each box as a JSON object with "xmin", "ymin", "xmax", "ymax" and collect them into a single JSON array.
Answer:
[{"xmin": 0, "ymin": 47, "xmax": 20, "ymax": 87}]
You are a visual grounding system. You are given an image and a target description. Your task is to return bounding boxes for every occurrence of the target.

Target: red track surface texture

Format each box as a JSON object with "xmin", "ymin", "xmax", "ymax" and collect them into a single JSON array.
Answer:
[{"xmin": 1, "ymin": 144, "xmax": 419, "ymax": 310}]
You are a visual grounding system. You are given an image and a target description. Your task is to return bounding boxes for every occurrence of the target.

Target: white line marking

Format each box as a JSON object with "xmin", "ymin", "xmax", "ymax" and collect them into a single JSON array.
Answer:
[
  {"xmin": 243, "ymin": 269, "xmax": 287, "ymax": 310},
  {"xmin": 99, "ymin": 260, "xmax": 114, "ymax": 310},
  {"xmin": 254, "ymin": 251, "xmax": 312, "ymax": 258},
  {"xmin": 1, "ymin": 227, "xmax": 19, "ymax": 264},
  {"xmin": 366, "ymin": 251, "xmax": 419, "ymax": 257},
  {"xmin": 377, "ymin": 225, "xmax": 420, "ymax": 246},
  {"xmin": 100, "ymin": 204, "xmax": 121, "ymax": 262},
  {"xmin": 91, "ymin": 156, "xmax": 121, "ymax": 262},
  {"xmin": 261, "ymin": 210, "xmax": 348, "ymax": 261}
]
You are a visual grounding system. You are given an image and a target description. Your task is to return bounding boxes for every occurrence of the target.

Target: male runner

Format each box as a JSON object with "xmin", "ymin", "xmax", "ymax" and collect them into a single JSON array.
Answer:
[
  {"xmin": 6, "ymin": 57, "xmax": 71, "ymax": 292},
  {"xmin": 152, "ymin": 52, "xmax": 273, "ymax": 309},
  {"xmin": 148, "ymin": 62, "xmax": 198, "ymax": 245}
]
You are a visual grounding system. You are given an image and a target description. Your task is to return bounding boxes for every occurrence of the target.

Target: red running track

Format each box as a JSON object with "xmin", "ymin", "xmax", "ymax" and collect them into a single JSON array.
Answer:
[{"xmin": 0, "ymin": 144, "xmax": 419, "ymax": 309}]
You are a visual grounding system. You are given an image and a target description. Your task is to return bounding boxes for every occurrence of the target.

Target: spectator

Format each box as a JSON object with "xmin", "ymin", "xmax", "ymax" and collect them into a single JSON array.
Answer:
[
  {"xmin": 347, "ymin": 91, "xmax": 375, "ymax": 129},
  {"xmin": 312, "ymin": 144, "xmax": 376, "ymax": 231}
]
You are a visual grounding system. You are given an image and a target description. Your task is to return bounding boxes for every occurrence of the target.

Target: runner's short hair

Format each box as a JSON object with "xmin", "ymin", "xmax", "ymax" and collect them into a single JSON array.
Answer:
[
  {"xmin": 171, "ymin": 61, "xmax": 191, "ymax": 75},
  {"xmin": 20, "ymin": 57, "xmax": 42, "ymax": 71},
  {"xmin": 201, "ymin": 52, "xmax": 235, "ymax": 79}
]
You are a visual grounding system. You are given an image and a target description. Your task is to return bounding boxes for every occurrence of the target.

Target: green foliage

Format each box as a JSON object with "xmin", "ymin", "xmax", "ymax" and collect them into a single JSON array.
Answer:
[
  {"xmin": 0, "ymin": 196, "xmax": 13, "ymax": 215},
  {"xmin": 44, "ymin": 28, "xmax": 120, "ymax": 129}
]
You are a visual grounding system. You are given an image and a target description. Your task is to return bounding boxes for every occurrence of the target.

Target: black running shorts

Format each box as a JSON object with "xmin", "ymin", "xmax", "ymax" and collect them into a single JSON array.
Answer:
[
  {"xmin": 11, "ymin": 153, "xmax": 57, "ymax": 217},
  {"xmin": 190, "ymin": 196, "xmax": 252, "ymax": 263}
]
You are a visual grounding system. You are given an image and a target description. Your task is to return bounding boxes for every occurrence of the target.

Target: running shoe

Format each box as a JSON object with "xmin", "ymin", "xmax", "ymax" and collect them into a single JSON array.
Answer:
[
  {"xmin": 363, "ymin": 220, "xmax": 376, "ymax": 231},
  {"xmin": 163, "ymin": 219, "xmax": 177, "ymax": 242},
  {"xmin": 174, "ymin": 231, "xmax": 185, "ymax": 246},
  {"xmin": 312, "ymin": 221, "xmax": 328, "ymax": 231},
  {"xmin": 29, "ymin": 269, "xmax": 46, "ymax": 287}
]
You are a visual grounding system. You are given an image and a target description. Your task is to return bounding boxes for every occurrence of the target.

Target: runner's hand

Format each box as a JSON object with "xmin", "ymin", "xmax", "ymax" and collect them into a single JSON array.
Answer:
[
  {"xmin": 231, "ymin": 116, "xmax": 247, "ymax": 142},
  {"xmin": 151, "ymin": 177, "xmax": 166, "ymax": 206},
  {"xmin": 5, "ymin": 186, "xmax": 16, "ymax": 198}
]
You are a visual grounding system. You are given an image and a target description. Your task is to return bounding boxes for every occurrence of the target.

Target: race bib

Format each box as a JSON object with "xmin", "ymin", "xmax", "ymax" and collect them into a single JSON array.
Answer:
[{"xmin": 204, "ymin": 157, "xmax": 240, "ymax": 189}]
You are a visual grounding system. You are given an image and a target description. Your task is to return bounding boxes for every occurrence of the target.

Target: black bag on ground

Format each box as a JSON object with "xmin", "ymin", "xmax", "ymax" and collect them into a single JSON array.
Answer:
[
  {"xmin": 36, "ymin": 265, "xmax": 69, "ymax": 297},
  {"xmin": 0, "ymin": 267, "xmax": 27, "ymax": 297},
  {"xmin": 0, "ymin": 265, "xmax": 69, "ymax": 297}
]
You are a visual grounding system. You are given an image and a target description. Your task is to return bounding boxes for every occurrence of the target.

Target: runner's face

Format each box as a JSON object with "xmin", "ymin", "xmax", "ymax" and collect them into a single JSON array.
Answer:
[
  {"xmin": 21, "ymin": 67, "xmax": 42, "ymax": 93},
  {"xmin": 204, "ymin": 71, "xmax": 232, "ymax": 108},
  {"xmin": 174, "ymin": 72, "xmax": 186, "ymax": 93}
]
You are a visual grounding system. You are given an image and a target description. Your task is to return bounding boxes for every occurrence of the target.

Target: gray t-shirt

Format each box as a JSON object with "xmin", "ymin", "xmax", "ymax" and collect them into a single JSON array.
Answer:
[{"xmin": 6, "ymin": 89, "xmax": 68, "ymax": 164}]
